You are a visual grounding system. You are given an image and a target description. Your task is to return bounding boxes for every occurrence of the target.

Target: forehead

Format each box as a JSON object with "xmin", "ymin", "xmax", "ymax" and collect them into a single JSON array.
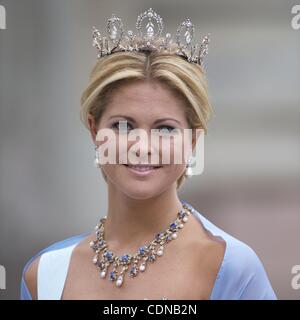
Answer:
[{"xmin": 105, "ymin": 80, "xmax": 187, "ymax": 119}]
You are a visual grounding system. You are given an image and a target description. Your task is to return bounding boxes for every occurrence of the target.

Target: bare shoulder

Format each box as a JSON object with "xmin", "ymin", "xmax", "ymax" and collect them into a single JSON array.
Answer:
[
  {"xmin": 184, "ymin": 213, "xmax": 227, "ymax": 275},
  {"xmin": 192, "ymin": 231, "xmax": 226, "ymax": 265},
  {"xmin": 24, "ymin": 256, "xmax": 41, "ymax": 300},
  {"xmin": 199, "ymin": 234, "xmax": 226, "ymax": 269}
]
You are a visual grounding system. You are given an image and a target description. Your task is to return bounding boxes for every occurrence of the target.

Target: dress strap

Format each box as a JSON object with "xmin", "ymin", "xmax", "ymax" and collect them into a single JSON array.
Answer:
[{"xmin": 37, "ymin": 243, "xmax": 77, "ymax": 300}]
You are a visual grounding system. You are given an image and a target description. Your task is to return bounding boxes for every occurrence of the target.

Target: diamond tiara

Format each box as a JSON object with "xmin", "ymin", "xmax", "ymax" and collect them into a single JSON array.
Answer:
[{"xmin": 92, "ymin": 7, "xmax": 210, "ymax": 66}]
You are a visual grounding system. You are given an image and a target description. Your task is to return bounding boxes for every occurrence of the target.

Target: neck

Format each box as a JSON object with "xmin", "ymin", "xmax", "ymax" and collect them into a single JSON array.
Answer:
[{"xmin": 102, "ymin": 182, "xmax": 184, "ymax": 254}]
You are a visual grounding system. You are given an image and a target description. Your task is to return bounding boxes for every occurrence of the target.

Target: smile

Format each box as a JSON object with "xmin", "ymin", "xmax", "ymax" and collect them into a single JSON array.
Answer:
[{"xmin": 123, "ymin": 164, "xmax": 162, "ymax": 176}]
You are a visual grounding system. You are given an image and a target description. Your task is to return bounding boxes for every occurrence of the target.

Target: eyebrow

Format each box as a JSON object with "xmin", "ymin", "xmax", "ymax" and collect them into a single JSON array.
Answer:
[{"xmin": 108, "ymin": 115, "xmax": 182, "ymax": 125}]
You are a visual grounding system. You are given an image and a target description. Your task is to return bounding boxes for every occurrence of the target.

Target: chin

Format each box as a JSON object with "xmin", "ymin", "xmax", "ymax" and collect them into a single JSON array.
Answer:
[
  {"xmin": 121, "ymin": 183, "xmax": 163, "ymax": 200},
  {"xmin": 104, "ymin": 164, "xmax": 182, "ymax": 198}
]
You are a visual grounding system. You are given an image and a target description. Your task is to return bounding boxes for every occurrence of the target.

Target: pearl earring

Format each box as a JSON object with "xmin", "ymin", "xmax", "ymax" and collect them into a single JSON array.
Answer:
[
  {"xmin": 185, "ymin": 157, "xmax": 193, "ymax": 178},
  {"xmin": 94, "ymin": 145, "xmax": 101, "ymax": 168}
]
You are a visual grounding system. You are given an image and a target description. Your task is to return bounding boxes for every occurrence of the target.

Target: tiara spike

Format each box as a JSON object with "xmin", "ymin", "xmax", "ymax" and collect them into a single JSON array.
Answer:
[
  {"xmin": 91, "ymin": 8, "xmax": 210, "ymax": 67},
  {"xmin": 136, "ymin": 8, "xmax": 163, "ymax": 40},
  {"xmin": 190, "ymin": 43, "xmax": 198, "ymax": 62},
  {"xmin": 176, "ymin": 18, "xmax": 195, "ymax": 49},
  {"xmin": 198, "ymin": 33, "xmax": 210, "ymax": 65},
  {"xmin": 163, "ymin": 33, "xmax": 172, "ymax": 51},
  {"xmin": 92, "ymin": 26, "xmax": 102, "ymax": 58},
  {"xmin": 107, "ymin": 14, "xmax": 124, "ymax": 52}
]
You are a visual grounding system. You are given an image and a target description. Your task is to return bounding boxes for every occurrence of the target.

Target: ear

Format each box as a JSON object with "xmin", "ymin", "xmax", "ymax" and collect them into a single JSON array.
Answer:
[{"xmin": 87, "ymin": 113, "xmax": 98, "ymax": 145}]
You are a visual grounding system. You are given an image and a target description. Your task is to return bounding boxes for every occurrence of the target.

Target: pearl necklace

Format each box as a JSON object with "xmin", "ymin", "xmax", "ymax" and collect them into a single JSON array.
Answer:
[{"xmin": 90, "ymin": 203, "xmax": 191, "ymax": 289}]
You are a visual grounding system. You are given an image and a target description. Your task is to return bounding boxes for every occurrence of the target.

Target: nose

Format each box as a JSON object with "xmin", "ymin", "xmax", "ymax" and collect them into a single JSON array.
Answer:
[{"xmin": 128, "ymin": 129, "xmax": 159, "ymax": 164}]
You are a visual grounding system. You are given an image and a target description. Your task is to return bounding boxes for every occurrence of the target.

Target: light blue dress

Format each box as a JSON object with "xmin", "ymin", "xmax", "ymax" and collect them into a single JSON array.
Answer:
[{"xmin": 20, "ymin": 200, "xmax": 277, "ymax": 300}]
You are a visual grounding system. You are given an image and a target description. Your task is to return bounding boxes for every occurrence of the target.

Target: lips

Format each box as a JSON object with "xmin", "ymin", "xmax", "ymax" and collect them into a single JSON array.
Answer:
[
  {"xmin": 123, "ymin": 164, "xmax": 162, "ymax": 176},
  {"xmin": 125, "ymin": 164, "xmax": 161, "ymax": 172}
]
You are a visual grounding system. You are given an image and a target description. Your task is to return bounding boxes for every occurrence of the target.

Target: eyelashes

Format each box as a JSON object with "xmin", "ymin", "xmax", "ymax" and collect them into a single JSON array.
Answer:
[
  {"xmin": 111, "ymin": 121, "xmax": 131, "ymax": 132},
  {"xmin": 110, "ymin": 122, "xmax": 179, "ymax": 134}
]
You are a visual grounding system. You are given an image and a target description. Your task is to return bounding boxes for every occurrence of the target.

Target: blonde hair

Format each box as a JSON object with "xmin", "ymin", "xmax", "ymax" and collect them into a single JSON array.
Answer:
[{"xmin": 80, "ymin": 49, "xmax": 213, "ymax": 190}]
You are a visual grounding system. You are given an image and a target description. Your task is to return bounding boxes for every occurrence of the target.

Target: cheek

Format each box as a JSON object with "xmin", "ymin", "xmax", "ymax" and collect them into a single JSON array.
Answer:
[
  {"xmin": 101, "ymin": 164, "xmax": 122, "ymax": 177},
  {"xmin": 162, "ymin": 140, "xmax": 187, "ymax": 165},
  {"xmin": 161, "ymin": 164, "xmax": 186, "ymax": 179}
]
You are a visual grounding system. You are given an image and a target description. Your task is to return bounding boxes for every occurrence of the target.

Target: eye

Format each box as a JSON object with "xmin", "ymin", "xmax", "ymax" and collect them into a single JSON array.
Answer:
[
  {"xmin": 111, "ymin": 121, "xmax": 133, "ymax": 132},
  {"xmin": 157, "ymin": 125, "xmax": 178, "ymax": 133}
]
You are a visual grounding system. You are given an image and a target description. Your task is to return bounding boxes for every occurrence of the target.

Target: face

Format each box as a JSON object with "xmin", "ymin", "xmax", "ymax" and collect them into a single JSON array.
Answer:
[{"xmin": 88, "ymin": 80, "xmax": 195, "ymax": 200}]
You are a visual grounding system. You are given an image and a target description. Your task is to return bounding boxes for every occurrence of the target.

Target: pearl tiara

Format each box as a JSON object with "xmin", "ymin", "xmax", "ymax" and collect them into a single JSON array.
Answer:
[{"xmin": 92, "ymin": 7, "xmax": 210, "ymax": 66}]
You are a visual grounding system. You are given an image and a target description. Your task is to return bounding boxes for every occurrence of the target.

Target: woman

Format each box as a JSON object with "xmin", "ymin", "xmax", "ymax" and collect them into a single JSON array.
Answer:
[{"xmin": 20, "ymin": 8, "xmax": 277, "ymax": 300}]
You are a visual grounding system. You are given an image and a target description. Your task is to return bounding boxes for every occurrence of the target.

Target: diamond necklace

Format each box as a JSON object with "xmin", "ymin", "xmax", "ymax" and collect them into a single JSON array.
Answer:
[{"xmin": 90, "ymin": 203, "xmax": 191, "ymax": 288}]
